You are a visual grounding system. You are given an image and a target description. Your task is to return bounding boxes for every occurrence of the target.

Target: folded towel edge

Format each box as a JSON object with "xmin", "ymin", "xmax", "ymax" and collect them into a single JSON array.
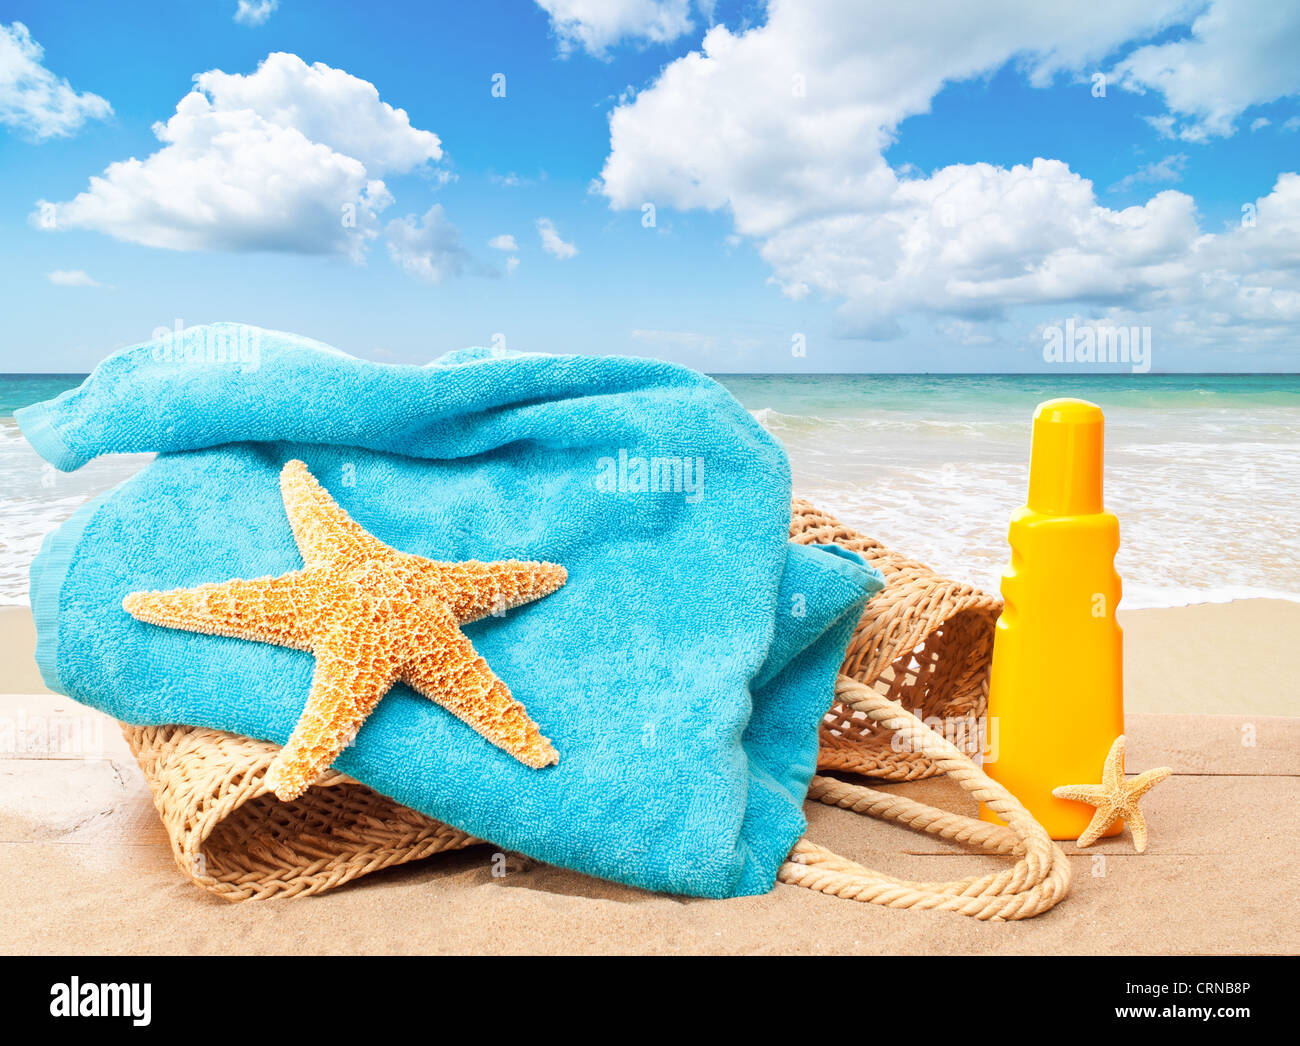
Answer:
[{"xmin": 15, "ymin": 399, "xmax": 88, "ymax": 472}]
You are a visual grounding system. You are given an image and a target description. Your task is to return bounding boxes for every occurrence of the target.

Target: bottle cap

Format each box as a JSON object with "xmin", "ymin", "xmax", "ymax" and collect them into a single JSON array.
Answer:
[{"xmin": 1027, "ymin": 398, "xmax": 1104, "ymax": 515}]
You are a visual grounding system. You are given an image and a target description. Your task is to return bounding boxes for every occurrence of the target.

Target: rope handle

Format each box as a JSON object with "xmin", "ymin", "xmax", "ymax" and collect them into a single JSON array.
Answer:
[{"xmin": 778, "ymin": 675, "xmax": 1072, "ymax": 920}]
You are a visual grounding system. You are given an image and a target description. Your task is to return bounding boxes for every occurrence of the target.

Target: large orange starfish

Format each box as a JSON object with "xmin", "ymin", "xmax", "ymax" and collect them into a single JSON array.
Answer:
[{"xmin": 123, "ymin": 459, "xmax": 565, "ymax": 800}]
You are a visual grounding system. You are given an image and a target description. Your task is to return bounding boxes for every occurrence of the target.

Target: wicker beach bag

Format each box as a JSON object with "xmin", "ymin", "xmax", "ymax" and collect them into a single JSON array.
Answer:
[
  {"xmin": 788, "ymin": 498, "xmax": 999, "ymax": 779},
  {"xmin": 120, "ymin": 501, "xmax": 1071, "ymax": 918}
]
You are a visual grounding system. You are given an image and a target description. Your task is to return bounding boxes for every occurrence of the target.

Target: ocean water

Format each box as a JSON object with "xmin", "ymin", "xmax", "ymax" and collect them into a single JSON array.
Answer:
[
  {"xmin": 1, "ymin": 372, "xmax": 1297, "ymax": 609},
  {"xmin": 719, "ymin": 373, "xmax": 1300, "ymax": 609},
  {"xmin": 0, "ymin": 376, "xmax": 153, "ymax": 604}
]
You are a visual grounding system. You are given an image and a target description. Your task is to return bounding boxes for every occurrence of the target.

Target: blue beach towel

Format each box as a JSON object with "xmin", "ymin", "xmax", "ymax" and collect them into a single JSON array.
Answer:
[{"xmin": 17, "ymin": 323, "xmax": 882, "ymax": 898}]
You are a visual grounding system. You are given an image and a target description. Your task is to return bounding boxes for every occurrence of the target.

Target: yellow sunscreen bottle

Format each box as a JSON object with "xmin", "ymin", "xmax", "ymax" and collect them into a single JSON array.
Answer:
[{"xmin": 980, "ymin": 398, "xmax": 1124, "ymax": 840}]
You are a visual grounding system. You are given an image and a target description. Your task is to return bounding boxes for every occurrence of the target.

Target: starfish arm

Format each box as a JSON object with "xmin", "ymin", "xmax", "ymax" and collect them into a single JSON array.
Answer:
[
  {"xmin": 422, "ymin": 560, "xmax": 567, "ymax": 623},
  {"xmin": 1125, "ymin": 805, "xmax": 1151, "ymax": 853},
  {"xmin": 123, "ymin": 572, "xmax": 315, "ymax": 649},
  {"xmin": 280, "ymin": 459, "xmax": 389, "ymax": 568},
  {"xmin": 265, "ymin": 607, "xmax": 403, "ymax": 801},
  {"xmin": 1074, "ymin": 802, "xmax": 1119, "ymax": 848},
  {"xmin": 1128, "ymin": 766, "xmax": 1173, "ymax": 798},
  {"xmin": 1102, "ymin": 735, "xmax": 1127, "ymax": 788},
  {"xmin": 1052, "ymin": 784, "xmax": 1108, "ymax": 804},
  {"xmin": 402, "ymin": 609, "xmax": 558, "ymax": 769}
]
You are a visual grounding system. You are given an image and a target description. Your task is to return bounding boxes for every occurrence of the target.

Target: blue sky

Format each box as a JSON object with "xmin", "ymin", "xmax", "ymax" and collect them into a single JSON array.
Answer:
[{"xmin": 1, "ymin": 0, "xmax": 1298, "ymax": 373}]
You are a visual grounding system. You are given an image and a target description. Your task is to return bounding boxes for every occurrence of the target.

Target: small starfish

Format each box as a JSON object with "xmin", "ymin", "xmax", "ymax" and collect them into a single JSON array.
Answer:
[
  {"xmin": 124, "ymin": 459, "xmax": 566, "ymax": 801},
  {"xmin": 1052, "ymin": 735, "xmax": 1172, "ymax": 853}
]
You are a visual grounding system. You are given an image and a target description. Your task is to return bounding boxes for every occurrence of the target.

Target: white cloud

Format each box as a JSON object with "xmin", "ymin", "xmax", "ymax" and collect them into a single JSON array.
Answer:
[
  {"xmin": 0, "ymin": 22, "xmax": 112, "ymax": 139},
  {"xmin": 47, "ymin": 269, "xmax": 101, "ymax": 287},
  {"xmin": 600, "ymin": 1, "xmax": 1191, "ymax": 235},
  {"xmin": 1250, "ymin": 117, "xmax": 1271, "ymax": 132},
  {"xmin": 597, "ymin": 0, "xmax": 1300, "ymax": 352},
  {"xmin": 31, "ymin": 53, "xmax": 443, "ymax": 257},
  {"xmin": 489, "ymin": 233, "xmax": 521, "ymax": 274},
  {"xmin": 190, "ymin": 53, "xmax": 440, "ymax": 174},
  {"xmin": 234, "ymin": 1, "xmax": 279, "ymax": 26},
  {"xmin": 1110, "ymin": 0, "xmax": 1300, "ymax": 140},
  {"xmin": 1108, "ymin": 153, "xmax": 1187, "ymax": 192},
  {"xmin": 536, "ymin": 217, "xmax": 578, "ymax": 258},
  {"xmin": 386, "ymin": 204, "xmax": 471, "ymax": 284},
  {"xmin": 536, "ymin": 0, "xmax": 694, "ymax": 58},
  {"xmin": 1285, "ymin": 116, "xmax": 1300, "ymax": 132},
  {"xmin": 758, "ymin": 159, "xmax": 1211, "ymax": 337},
  {"xmin": 1144, "ymin": 113, "xmax": 1178, "ymax": 139}
]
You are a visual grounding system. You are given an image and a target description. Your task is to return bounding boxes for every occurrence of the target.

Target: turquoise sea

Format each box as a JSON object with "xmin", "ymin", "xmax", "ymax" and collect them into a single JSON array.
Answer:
[{"xmin": 2, "ymin": 372, "xmax": 1298, "ymax": 608}]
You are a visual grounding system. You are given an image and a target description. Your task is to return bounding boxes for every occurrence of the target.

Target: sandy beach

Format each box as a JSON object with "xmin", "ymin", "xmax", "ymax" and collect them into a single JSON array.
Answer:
[{"xmin": 2, "ymin": 599, "xmax": 1297, "ymax": 955}]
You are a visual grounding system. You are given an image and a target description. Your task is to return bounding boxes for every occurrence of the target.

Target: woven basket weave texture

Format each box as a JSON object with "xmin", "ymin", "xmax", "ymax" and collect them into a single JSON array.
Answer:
[{"xmin": 789, "ymin": 498, "xmax": 1000, "ymax": 780}]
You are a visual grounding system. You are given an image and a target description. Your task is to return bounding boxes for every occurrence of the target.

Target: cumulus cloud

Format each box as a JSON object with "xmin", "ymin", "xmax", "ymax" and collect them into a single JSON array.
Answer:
[
  {"xmin": 47, "ymin": 269, "xmax": 101, "ymax": 287},
  {"xmin": 535, "ymin": 0, "xmax": 694, "ymax": 58},
  {"xmin": 33, "ymin": 52, "xmax": 443, "ymax": 258},
  {"xmin": 600, "ymin": 1, "xmax": 1191, "ymax": 232},
  {"xmin": 0, "ymin": 22, "xmax": 112, "ymax": 139},
  {"xmin": 536, "ymin": 217, "xmax": 577, "ymax": 258},
  {"xmin": 386, "ymin": 204, "xmax": 472, "ymax": 284},
  {"xmin": 190, "ymin": 54, "xmax": 441, "ymax": 173},
  {"xmin": 597, "ymin": 0, "xmax": 1300, "ymax": 351},
  {"xmin": 1109, "ymin": 0, "xmax": 1300, "ymax": 141},
  {"xmin": 234, "ymin": 1, "xmax": 278, "ymax": 26}
]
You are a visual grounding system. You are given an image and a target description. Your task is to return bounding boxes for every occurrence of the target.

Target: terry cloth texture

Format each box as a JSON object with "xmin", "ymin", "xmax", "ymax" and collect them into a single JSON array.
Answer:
[{"xmin": 18, "ymin": 324, "xmax": 882, "ymax": 898}]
